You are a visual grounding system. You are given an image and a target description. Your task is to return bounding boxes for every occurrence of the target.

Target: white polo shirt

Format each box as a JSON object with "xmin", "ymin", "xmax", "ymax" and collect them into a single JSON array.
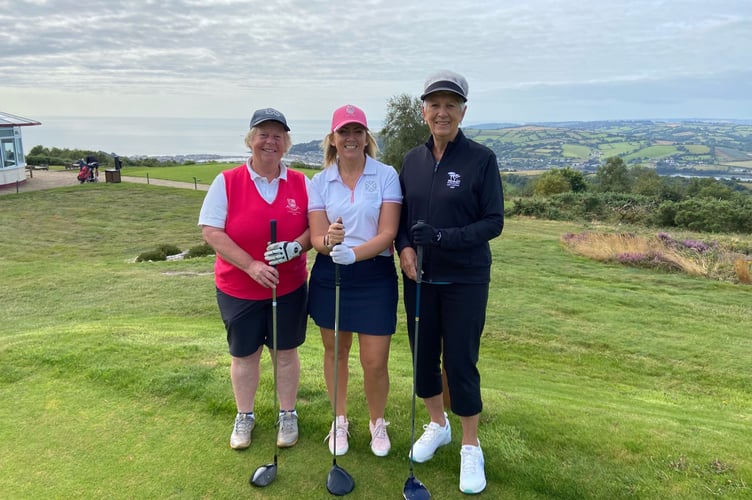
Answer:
[
  {"xmin": 199, "ymin": 159, "xmax": 311, "ymax": 228},
  {"xmin": 308, "ymin": 155, "xmax": 402, "ymax": 257}
]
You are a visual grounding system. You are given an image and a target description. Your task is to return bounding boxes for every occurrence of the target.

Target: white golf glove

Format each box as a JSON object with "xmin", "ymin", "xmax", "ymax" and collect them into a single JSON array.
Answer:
[
  {"xmin": 264, "ymin": 241, "xmax": 303, "ymax": 265},
  {"xmin": 330, "ymin": 244, "xmax": 356, "ymax": 265}
]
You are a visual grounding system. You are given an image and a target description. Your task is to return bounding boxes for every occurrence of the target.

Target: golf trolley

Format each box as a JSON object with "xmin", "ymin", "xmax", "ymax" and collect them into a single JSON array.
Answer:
[{"xmin": 77, "ymin": 155, "xmax": 99, "ymax": 183}]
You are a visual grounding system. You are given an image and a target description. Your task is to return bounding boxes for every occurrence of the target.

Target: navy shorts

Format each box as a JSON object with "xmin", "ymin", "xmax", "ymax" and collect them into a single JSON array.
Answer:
[
  {"xmin": 308, "ymin": 253, "xmax": 397, "ymax": 335},
  {"xmin": 217, "ymin": 284, "xmax": 307, "ymax": 357}
]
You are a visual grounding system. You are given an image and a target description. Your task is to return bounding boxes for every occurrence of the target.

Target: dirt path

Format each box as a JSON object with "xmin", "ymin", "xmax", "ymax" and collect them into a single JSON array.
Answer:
[{"xmin": 0, "ymin": 169, "xmax": 208, "ymax": 196}]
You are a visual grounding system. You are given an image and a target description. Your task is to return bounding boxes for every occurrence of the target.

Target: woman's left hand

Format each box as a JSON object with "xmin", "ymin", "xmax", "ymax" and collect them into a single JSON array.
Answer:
[{"xmin": 330, "ymin": 244, "xmax": 356, "ymax": 265}]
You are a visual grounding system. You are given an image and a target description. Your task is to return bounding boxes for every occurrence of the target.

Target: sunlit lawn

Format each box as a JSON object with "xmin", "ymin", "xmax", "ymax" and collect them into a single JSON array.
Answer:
[{"xmin": 1, "ymin": 183, "xmax": 750, "ymax": 498}]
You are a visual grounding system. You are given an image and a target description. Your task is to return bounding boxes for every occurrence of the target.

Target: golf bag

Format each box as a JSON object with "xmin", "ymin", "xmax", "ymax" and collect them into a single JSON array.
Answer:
[{"xmin": 77, "ymin": 157, "xmax": 99, "ymax": 183}]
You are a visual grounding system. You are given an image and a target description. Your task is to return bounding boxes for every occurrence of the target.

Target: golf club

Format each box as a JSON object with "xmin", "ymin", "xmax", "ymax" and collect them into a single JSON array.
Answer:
[
  {"xmin": 403, "ymin": 243, "xmax": 431, "ymax": 500},
  {"xmin": 326, "ymin": 261, "xmax": 355, "ymax": 496},
  {"xmin": 251, "ymin": 219, "xmax": 279, "ymax": 487}
]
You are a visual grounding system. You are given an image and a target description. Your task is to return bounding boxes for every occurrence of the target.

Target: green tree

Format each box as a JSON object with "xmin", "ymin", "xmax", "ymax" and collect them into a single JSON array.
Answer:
[
  {"xmin": 378, "ymin": 94, "xmax": 429, "ymax": 171},
  {"xmin": 631, "ymin": 166, "xmax": 663, "ymax": 197},
  {"xmin": 596, "ymin": 156, "xmax": 631, "ymax": 193},
  {"xmin": 533, "ymin": 169, "xmax": 571, "ymax": 196},
  {"xmin": 559, "ymin": 167, "xmax": 587, "ymax": 192},
  {"xmin": 687, "ymin": 177, "xmax": 736, "ymax": 200}
]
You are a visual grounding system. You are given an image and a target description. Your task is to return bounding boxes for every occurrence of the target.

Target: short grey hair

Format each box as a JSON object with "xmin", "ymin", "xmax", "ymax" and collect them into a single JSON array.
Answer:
[{"xmin": 421, "ymin": 91, "xmax": 467, "ymax": 112}]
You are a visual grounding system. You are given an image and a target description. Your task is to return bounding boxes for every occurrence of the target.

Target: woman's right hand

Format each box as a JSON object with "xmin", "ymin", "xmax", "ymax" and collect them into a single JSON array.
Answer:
[
  {"xmin": 399, "ymin": 247, "xmax": 419, "ymax": 281},
  {"xmin": 327, "ymin": 216, "xmax": 345, "ymax": 246},
  {"xmin": 246, "ymin": 260, "xmax": 279, "ymax": 288}
]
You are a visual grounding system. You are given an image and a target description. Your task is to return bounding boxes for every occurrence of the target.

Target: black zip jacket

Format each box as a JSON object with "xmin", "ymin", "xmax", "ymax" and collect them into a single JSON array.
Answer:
[{"xmin": 396, "ymin": 129, "xmax": 504, "ymax": 284}]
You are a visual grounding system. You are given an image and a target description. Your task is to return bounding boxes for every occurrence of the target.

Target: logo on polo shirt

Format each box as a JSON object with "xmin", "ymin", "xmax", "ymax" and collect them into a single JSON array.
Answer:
[
  {"xmin": 365, "ymin": 180, "xmax": 377, "ymax": 193},
  {"xmin": 447, "ymin": 172, "xmax": 461, "ymax": 189}
]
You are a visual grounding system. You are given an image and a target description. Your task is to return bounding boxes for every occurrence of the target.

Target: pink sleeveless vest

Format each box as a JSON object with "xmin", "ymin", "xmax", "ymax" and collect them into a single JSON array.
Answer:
[{"xmin": 215, "ymin": 165, "xmax": 308, "ymax": 300}]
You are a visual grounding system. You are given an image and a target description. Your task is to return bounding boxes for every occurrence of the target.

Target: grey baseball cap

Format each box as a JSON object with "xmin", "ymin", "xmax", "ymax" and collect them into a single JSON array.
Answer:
[
  {"xmin": 249, "ymin": 108, "xmax": 290, "ymax": 131},
  {"xmin": 420, "ymin": 70, "xmax": 469, "ymax": 102}
]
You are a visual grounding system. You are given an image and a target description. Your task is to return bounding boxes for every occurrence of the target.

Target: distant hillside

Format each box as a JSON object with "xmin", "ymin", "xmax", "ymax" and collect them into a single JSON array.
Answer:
[
  {"xmin": 463, "ymin": 120, "xmax": 752, "ymax": 177},
  {"xmin": 286, "ymin": 120, "xmax": 752, "ymax": 178}
]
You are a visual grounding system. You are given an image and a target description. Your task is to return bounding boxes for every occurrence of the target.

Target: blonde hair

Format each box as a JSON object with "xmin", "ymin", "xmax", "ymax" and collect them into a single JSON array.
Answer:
[
  {"xmin": 244, "ymin": 126, "xmax": 293, "ymax": 154},
  {"xmin": 321, "ymin": 130, "xmax": 380, "ymax": 167}
]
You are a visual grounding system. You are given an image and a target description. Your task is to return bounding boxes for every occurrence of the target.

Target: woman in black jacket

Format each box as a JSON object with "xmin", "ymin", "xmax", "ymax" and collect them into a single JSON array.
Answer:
[{"xmin": 395, "ymin": 70, "xmax": 504, "ymax": 495}]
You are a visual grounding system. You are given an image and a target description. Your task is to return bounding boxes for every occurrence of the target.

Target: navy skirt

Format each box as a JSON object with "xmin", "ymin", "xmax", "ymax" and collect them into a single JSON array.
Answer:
[{"xmin": 308, "ymin": 253, "xmax": 398, "ymax": 335}]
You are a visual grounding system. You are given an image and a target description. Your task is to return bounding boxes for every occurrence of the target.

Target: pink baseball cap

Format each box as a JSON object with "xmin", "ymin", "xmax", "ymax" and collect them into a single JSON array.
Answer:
[{"xmin": 331, "ymin": 104, "xmax": 368, "ymax": 132}]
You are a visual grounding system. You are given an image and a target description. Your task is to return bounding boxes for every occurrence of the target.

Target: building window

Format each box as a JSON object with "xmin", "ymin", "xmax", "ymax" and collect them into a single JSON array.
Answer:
[{"xmin": 2, "ymin": 139, "xmax": 16, "ymax": 168}]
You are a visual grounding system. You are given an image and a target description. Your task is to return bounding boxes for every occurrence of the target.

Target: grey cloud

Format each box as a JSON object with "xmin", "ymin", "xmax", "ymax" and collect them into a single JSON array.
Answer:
[{"xmin": 3, "ymin": 0, "xmax": 751, "ymax": 121}]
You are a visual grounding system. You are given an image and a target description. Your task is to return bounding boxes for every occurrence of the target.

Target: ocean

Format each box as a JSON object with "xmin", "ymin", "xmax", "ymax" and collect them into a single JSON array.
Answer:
[{"xmin": 20, "ymin": 116, "xmax": 342, "ymax": 158}]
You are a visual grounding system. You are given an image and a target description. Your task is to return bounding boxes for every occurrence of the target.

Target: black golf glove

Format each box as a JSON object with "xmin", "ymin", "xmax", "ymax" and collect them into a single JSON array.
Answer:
[
  {"xmin": 411, "ymin": 222, "xmax": 442, "ymax": 246},
  {"xmin": 264, "ymin": 241, "xmax": 303, "ymax": 265}
]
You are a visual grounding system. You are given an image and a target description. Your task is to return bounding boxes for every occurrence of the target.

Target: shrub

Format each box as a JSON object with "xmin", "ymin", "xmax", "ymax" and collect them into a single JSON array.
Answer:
[
  {"xmin": 136, "ymin": 244, "xmax": 182, "ymax": 262},
  {"xmin": 136, "ymin": 250, "xmax": 168, "ymax": 262},
  {"xmin": 186, "ymin": 243, "xmax": 214, "ymax": 259},
  {"xmin": 650, "ymin": 202, "xmax": 679, "ymax": 227},
  {"xmin": 155, "ymin": 244, "xmax": 181, "ymax": 256},
  {"xmin": 508, "ymin": 197, "xmax": 551, "ymax": 218}
]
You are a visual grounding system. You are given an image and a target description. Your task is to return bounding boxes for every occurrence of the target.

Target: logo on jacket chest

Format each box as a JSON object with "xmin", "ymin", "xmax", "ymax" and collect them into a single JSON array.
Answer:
[{"xmin": 446, "ymin": 171, "xmax": 461, "ymax": 189}]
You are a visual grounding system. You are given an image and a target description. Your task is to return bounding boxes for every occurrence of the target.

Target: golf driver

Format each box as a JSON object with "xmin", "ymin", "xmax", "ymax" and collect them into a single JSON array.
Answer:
[
  {"xmin": 251, "ymin": 219, "xmax": 279, "ymax": 487},
  {"xmin": 403, "ymin": 244, "xmax": 431, "ymax": 500},
  {"xmin": 326, "ymin": 261, "xmax": 355, "ymax": 496}
]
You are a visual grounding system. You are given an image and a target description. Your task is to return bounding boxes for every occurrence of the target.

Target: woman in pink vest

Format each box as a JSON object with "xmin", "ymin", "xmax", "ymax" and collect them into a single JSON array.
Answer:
[{"xmin": 199, "ymin": 108, "xmax": 311, "ymax": 451}]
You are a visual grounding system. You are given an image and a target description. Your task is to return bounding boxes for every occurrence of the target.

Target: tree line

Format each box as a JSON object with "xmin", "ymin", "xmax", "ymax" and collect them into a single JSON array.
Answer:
[
  {"xmin": 505, "ymin": 157, "xmax": 752, "ymax": 233},
  {"xmin": 25, "ymin": 145, "xmax": 187, "ymax": 168},
  {"xmin": 24, "ymin": 97, "xmax": 752, "ymax": 235}
]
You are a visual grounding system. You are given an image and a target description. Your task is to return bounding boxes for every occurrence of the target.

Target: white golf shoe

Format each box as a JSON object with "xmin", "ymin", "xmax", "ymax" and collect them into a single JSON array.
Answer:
[{"xmin": 409, "ymin": 412, "xmax": 451, "ymax": 463}]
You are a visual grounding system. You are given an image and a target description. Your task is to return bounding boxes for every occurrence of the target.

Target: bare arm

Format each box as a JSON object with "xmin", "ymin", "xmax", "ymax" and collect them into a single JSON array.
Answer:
[{"xmin": 309, "ymin": 211, "xmax": 338, "ymax": 255}]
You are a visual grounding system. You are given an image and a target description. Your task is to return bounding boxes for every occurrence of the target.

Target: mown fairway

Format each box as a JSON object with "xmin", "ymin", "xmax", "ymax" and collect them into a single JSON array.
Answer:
[{"xmin": 1, "ymin": 182, "xmax": 750, "ymax": 499}]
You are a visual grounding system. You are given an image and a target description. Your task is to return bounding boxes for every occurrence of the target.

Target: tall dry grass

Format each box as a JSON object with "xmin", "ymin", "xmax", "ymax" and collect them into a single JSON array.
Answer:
[
  {"xmin": 735, "ymin": 257, "xmax": 752, "ymax": 284},
  {"xmin": 561, "ymin": 231, "xmax": 749, "ymax": 283}
]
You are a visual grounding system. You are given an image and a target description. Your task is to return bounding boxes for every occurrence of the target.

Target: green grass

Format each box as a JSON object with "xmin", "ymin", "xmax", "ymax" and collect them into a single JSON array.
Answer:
[
  {"xmin": 123, "ymin": 164, "xmax": 320, "ymax": 184},
  {"xmin": 562, "ymin": 144, "xmax": 591, "ymax": 159},
  {"xmin": 1, "ymin": 182, "xmax": 751, "ymax": 498},
  {"xmin": 598, "ymin": 142, "xmax": 642, "ymax": 156},
  {"xmin": 623, "ymin": 145, "xmax": 678, "ymax": 161},
  {"xmin": 685, "ymin": 145, "xmax": 711, "ymax": 155}
]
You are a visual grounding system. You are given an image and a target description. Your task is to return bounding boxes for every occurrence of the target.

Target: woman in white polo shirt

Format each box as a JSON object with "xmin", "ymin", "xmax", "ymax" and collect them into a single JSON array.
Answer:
[{"xmin": 308, "ymin": 104, "xmax": 402, "ymax": 458}]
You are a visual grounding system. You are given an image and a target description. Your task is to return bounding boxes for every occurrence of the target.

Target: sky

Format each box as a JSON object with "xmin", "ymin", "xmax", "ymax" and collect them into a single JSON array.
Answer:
[{"xmin": 3, "ymin": 0, "xmax": 752, "ymax": 127}]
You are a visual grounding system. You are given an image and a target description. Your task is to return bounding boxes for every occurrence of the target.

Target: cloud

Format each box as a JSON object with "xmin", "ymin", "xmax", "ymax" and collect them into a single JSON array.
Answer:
[{"xmin": 3, "ymin": 0, "xmax": 751, "ymax": 121}]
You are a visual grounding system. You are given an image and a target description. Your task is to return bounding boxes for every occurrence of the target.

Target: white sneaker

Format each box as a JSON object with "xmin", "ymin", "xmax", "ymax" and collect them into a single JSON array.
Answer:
[
  {"xmin": 230, "ymin": 412, "xmax": 255, "ymax": 449},
  {"xmin": 409, "ymin": 412, "xmax": 451, "ymax": 463},
  {"xmin": 459, "ymin": 441, "xmax": 486, "ymax": 494},
  {"xmin": 277, "ymin": 410, "xmax": 299, "ymax": 448},
  {"xmin": 325, "ymin": 415, "xmax": 349, "ymax": 456},
  {"xmin": 369, "ymin": 418, "xmax": 391, "ymax": 457}
]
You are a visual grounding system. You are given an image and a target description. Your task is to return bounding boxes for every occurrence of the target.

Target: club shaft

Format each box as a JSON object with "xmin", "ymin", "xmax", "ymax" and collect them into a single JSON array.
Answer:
[
  {"xmin": 332, "ymin": 263, "xmax": 341, "ymax": 465},
  {"xmin": 408, "ymin": 245, "xmax": 424, "ymax": 471},
  {"xmin": 271, "ymin": 220, "xmax": 278, "ymax": 464}
]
